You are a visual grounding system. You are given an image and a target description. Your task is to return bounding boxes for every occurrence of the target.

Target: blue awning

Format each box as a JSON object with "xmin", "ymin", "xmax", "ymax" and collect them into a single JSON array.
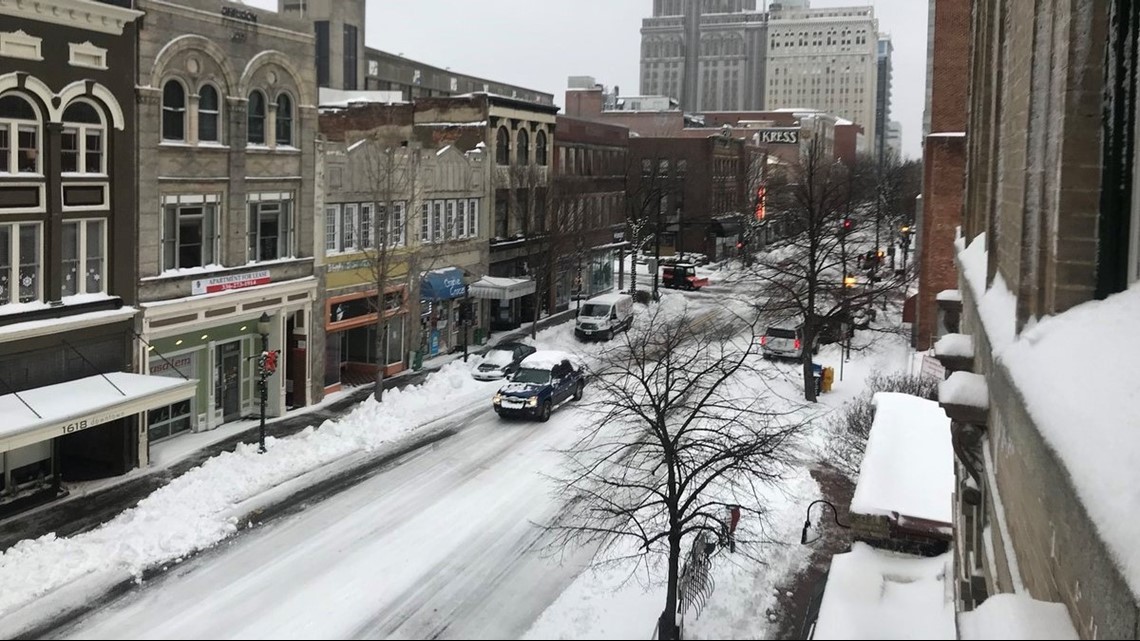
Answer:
[{"xmin": 421, "ymin": 267, "xmax": 468, "ymax": 301}]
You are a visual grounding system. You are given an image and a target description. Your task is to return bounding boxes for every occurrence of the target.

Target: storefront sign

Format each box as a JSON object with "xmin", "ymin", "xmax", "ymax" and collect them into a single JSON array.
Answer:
[
  {"xmin": 421, "ymin": 267, "xmax": 468, "ymax": 301},
  {"xmin": 150, "ymin": 352, "xmax": 197, "ymax": 379},
  {"xmin": 191, "ymin": 270, "xmax": 271, "ymax": 296},
  {"xmin": 329, "ymin": 259, "xmax": 372, "ymax": 273},
  {"xmin": 757, "ymin": 128, "xmax": 800, "ymax": 145}
]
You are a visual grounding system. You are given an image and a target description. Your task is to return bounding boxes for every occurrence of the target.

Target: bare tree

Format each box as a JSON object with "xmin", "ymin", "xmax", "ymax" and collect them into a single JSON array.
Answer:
[
  {"xmin": 742, "ymin": 137, "xmax": 911, "ymax": 402},
  {"xmin": 624, "ymin": 154, "xmax": 677, "ymax": 300},
  {"xmin": 548, "ymin": 302, "xmax": 802, "ymax": 640}
]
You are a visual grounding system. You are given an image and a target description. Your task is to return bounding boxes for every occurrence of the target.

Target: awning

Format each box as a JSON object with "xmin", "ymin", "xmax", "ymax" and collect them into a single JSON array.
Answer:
[
  {"xmin": 0, "ymin": 372, "xmax": 197, "ymax": 454},
  {"xmin": 420, "ymin": 267, "xmax": 468, "ymax": 301},
  {"xmin": 711, "ymin": 216, "xmax": 744, "ymax": 237},
  {"xmin": 468, "ymin": 276, "xmax": 536, "ymax": 302}
]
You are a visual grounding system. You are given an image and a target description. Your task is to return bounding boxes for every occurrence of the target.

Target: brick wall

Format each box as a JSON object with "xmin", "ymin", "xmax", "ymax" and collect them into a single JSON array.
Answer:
[
  {"xmin": 928, "ymin": 0, "xmax": 971, "ymax": 133},
  {"xmin": 916, "ymin": 136, "xmax": 965, "ymax": 349}
]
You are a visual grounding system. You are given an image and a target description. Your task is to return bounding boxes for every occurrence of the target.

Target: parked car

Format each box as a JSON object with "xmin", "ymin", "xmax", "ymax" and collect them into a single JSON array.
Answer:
[
  {"xmin": 472, "ymin": 342, "xmax": 537, "ymax": 381},
  {"xmin": 575, "ymin": 293, "xmax": 634, "ymax": 341},
  {"xmin": 661, "ymin": 263, "xmax": 710, "ymax": 290},
  {"xmin": 760, "ymin": 321, "xmax": 819, "ymax": 361},
  {"xmin": 493, "ymin": 350, "xmax": 586, "ymax": 421}
]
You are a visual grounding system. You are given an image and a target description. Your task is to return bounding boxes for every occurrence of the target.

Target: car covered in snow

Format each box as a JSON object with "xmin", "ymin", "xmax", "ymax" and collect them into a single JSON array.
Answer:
[
  {"xmin": 472, "ymin": 342, "xmax": 537, "ymax": 381},
  {"xmin": 492, "ymin": 350, "xmax": 586, "ymax": 421}
]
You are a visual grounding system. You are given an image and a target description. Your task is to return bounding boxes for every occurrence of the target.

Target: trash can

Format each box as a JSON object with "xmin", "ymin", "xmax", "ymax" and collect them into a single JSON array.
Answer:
[
  {"xmin": 411, "ymin": 350, "xmax": 424, "ymax": 371},
  {"xmin": 812, "ymin": 363, "xmax": 823, "ymax": 396},
  {"xmin": 474, "ymin": 327, "xmax": 485, "ymax": 346}
]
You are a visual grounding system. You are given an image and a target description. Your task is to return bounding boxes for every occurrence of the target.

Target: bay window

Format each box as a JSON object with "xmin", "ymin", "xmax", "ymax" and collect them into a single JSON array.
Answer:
[
  {"xmin": 445, "ymin": 200, "xmax": 455, "ymax": 241},
  {"xmin": 457, "ymin": 200, "xmax": 468, "ymax": 238},
  {"xmin": 341, "ymin": 203, "xmax": 358, "ymax": 251},
  {"xmin": 162, "ymin": 195, "xmax": 219, "ymax": 271},
  {"xmin": 389, "ymin": 202, "xmax": 405, "ymax": 247},
  {"xmin": 324, "ymin": 204, "xmax": 340, "ymax": 253},
  {"xmin": 62, "ymin": 219, "xmax": 105, "ymax": 296},
  {"xmin": 468, "ymin": 199, "xmax": 479, "ymax": 238},
  {"xmin": 432, "ymin": 201, "xmax": 444, "ymax": 243},
  {"xmin": 361, "ymin": 203, "xmax": 374, "ymax": 249},
  {"xmin": 420, "ymin": 202, "xmax": 431, "ymax": 243}
]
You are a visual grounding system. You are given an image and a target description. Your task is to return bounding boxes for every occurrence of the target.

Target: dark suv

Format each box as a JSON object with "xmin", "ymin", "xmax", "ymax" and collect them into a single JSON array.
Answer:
[{"xmin": 493, "ymin": 350, "xmax": 586, "ymax": 422}]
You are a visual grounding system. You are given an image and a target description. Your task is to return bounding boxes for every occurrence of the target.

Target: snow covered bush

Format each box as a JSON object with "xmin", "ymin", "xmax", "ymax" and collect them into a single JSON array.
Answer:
[{"xmin": 827, "ymin": 373, "xmax": 939, "ymax": 479}]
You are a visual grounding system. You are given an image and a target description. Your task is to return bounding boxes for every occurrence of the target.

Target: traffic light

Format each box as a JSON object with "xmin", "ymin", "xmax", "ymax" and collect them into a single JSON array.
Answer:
[
  {"xmin": 840, "ymin": 218, "xmax": 853, "ymax": 237},
  {"xmin": 844, "ymin": 274, "xmax": 857, "ymax": 288}
]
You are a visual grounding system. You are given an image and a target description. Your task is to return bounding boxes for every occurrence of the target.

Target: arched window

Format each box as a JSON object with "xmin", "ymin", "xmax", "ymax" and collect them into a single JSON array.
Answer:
[
  {"xmin": 535, "ymin": 130, "xmax": 548, "ymax": 166},
  {"xmin": 162, "ymin": 80, "xmax": 186, "ymax": 141},
  {"xmin": 495, "ymin": 126, "xmax": 510, "ymax": 165},
  {"xmin": 0, "ymin": 94, "xmax": 40, "ymax": 173},
  {"xmin": 516, "ymin": 128, "xmax": 529, "ymax": 165},
  {"xmin": 275, "ymin": 93, "xmax": 293, "ymax": 146},
  {"xmin": 247, "ymin": 91, "xmax": 266, "ymax": 145},
  {"xmin": 198, "ymin": 85, "xmax": 220, "ymax": 143},
  {"xmin": 61, "ymin": 101, "xmax": 104, "ymax": 174}
]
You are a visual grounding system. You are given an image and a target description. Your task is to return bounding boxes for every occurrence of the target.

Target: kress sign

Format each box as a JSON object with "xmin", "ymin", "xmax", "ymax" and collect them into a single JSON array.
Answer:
[{"xmin": 756, "ymin": 128, "xmax": 800, "ymax": 145}]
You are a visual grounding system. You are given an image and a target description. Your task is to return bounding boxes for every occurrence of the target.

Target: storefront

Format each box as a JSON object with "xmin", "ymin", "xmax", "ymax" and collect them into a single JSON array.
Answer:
[
  {"xmin": 420, "ymin": 267, "xmax": 475, "ymax": 357},
  {"xmin": 469, "ymin": 275, "xmax": 536, "ymax": 330},
  {"xmin": 323, "ymin": 286, "xmax": 408, "ymax": 392},
  {"xmin": 139, "ymin": 277, "xmax": 316, "ymax": 452}
]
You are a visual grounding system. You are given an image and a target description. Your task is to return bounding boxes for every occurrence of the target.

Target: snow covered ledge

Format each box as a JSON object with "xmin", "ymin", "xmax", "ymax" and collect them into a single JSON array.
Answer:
[
  {"xmin": 934, "ymin": 332, "xmax": 974, "ymax": 373},
  {"xmin": 938, "ymin": 371, "xmax": 989, "ymax": 427}
]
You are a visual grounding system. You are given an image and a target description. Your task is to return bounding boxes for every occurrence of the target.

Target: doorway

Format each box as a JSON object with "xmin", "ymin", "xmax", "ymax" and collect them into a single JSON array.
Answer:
[{"xmin": 215, "ymin": 341, "xmax": 243, "ymax": 422}]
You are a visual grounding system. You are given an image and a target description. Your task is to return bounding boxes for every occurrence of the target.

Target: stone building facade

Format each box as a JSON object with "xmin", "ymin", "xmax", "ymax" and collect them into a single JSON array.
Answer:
[
  {"xmin": 134, "ymin": 0, "xmax": 320, "ymax": 450},
  {"xmin": 940, "ymin": 0, "xmax": 1140, "ymax": 637}
]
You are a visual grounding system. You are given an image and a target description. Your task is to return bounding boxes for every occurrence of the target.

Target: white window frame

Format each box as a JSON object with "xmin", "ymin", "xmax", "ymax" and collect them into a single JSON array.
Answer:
[
  {"xmin": 197, "ymin": 84, "xmax": 222, "ymax": 144},
  {"xmin": 61, "ymin": 218, "xmax": 105, "ymax": 296},
  {"xmin": 420, "ymin": 201, "xmax": 431, "ymax": 243},
  {"xmin": 324, "ymin": 203, "xmax": 341, "ymax": 253},
  {"xmin": 0, "ymin": 221, "xmax": 42, "ymax": 305},
  {"xmin": 467, "ymin": 199, "xmax": 479, "ymax": 239},
  {"xmin": 342, "ymin": 203, "xmax": 358, "ymax": 251},
  {"xmin": 431, "ymin": 200, "xmax": 444, "ymax": 244},
  {"xmin": 0, "ymin": 93, "xmax": 41, "ymax": 175},
  {"xmin": 360, "ymin": 203, "xmax": 374, "ymax": 249},
  {"xmin": 60, "ymin": 100, "xmax": 106, "ymax": 176},
  {"xmin": 445, "ymin": 199, "xmax": 456, "ymax": 241},
  {"xmin": 247, "ymin": 192, "xmax": 294, "ymax": 262},
  {"xmin": 161, "ymin": 194, "xmax": 220, "ymax": 271},
  {"xmin": 457, "ymin": 200, "xmax": 467, "ymax": 238},
  {"xmin": 389, "ymin": 201, "xmax": 406, "ymax": 248}
]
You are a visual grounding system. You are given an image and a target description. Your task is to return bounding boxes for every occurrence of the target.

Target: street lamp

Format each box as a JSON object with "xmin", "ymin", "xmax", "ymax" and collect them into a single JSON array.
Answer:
[
  {"xmin": 461, "ymin": 272, "xmax": 475, "ymax": 363},
  {"xmin": 800, "ymin": 499, "xmax": 851, "ymax": 545},
  {"xmin": 256, "ymin": 311, "xmax": 271, "ymax": 454}
]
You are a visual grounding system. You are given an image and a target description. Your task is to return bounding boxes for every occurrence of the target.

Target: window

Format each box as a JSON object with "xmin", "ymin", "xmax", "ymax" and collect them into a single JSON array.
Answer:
[
  {"xmin": 162, "ymin": 196, "xmax": 219, "ymax": 270},
  {"xmin": 341, "ymin": 203, "xmax": 358, "ymax": 251},
  {"xmin": 315, "ymin": 21, "xmax": 330, "ymax": 88},
  {"xmin": 275, "ymin": 94, "xmax": 293, "ymax": 146},
  {"xmin": 457, "ymin": 200, "xmax": 467, "ymax": 238},
  {"xmin": 420, "ymin": 202, "xmax": 431, "ymax": 243},
  {"xmin": 61, "ymin": 219, "xmax": 104, "ymax": 296},
  {"xmin": 324, "ymin": 204, "xmax": 340, "ymax": 252},
  {"xmin": 431, "ymin": 201, "xmax": 444, "ymax": 242},
  {"xmin": 495, "ymin": 199, "xmax": 508, "ymax": 238},
  {"xmin": 248, "ymin": 196, "xmax": 292, "ymax": 261},
  {"xmin": 467, "ymin": 199, "xmax": 479, "ymax": 238},
  {"xmin": 198, "ymin": 86, "xmax": 220, "ymax": 143},
  {"xmin": 360, "ymin": 203, "xmax": 374, "ymax": 249},
  {"xmin": 445, "ymin": 200, "xmax": 456, "ymax": 240},
  {"xmin": 162, "ymin": 80, "xmax": 186, "ymax": 141},
  {"xmin": 389, "ymin": 201, "xmax": 405, "ymax": 247},
  {"xmin": 496, "ymin": 127, "xmax": 510, "ymax": 165},
  {"xmin": 517, "ymin": 128, "xmax": 530, "ymax": 165},
  {"xmin": 343, "ymin": 24, "xmax": 359, "ymax": 91},
  {"xmin": 61, "ymin": 102, "xmax": 104, "ymax": 174},
  {"xmin": 0, "ymin": 222, "xmax": 41, "ymax": 304},
  {"xmin": 0, "ymin": 94, "xmax": 40, "ymax": 174},
  {"xmin": 247, "ymin": 91, "xmax": 266, "ymax": 145},
  {"xmin": 148, "ymin": 398, "xmax": 192, "ymax": 442},
  {"xmin": 536, "ymin": 130, "xmax": 548, "ymax": 166}
]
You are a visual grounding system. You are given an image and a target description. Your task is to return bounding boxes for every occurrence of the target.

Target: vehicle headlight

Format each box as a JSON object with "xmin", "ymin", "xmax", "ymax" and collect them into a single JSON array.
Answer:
[
  {"xmin": 526, "ymin": 396, "xmax": 539, "ymax": 407},
  {"xmin": 493, "ymin": 393, "xmax": 502, "ymax": 404}
]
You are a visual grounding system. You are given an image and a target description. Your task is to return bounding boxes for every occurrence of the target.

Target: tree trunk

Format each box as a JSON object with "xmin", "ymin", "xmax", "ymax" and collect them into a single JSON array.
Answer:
[
  {"xmin": 801, "ymin": 320, "xmax": 817, "ymax": 403},
  {"xmin": 374, "ymin": 318, "xmax": 387, "ymax": 403},
  {"xmin": 660, "ymin": 531, "xmax": 682, "ymax": 640}
]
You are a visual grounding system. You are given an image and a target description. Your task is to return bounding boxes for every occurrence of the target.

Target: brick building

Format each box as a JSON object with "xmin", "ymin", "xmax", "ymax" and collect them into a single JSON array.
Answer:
[
  {"xmin": 135, "ymin": 0, "xmax": 321, "ymax": 444},
  {"xmin": 914, "ymin": 0, "xmax": 969, "ymax": 351},
  {"xmin": 551, "ymin": 116, "xmax": 629, "ymax": 311},
  {"xmin": 937, "ymin": 0, "xmax": 1140, "ymax": 637}
]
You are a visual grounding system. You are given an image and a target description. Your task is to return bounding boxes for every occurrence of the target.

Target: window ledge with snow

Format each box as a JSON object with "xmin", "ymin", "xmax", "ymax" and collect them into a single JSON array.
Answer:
[
  {"xmin": 936, "ymin": 288, "xmax": 962, "ymax": 312},
  {"xmin": 934, "ymin": 333, "xmax": 975, "ymax": 373},
  {"xmin": 939, "ymin": 371, "xmax": 989, "ymax": 426}
]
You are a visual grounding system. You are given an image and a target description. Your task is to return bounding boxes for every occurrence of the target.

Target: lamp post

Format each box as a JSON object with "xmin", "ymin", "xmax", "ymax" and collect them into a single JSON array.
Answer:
[
  {"xmin": 257, "ymin": 311, "xmax": 271, "ymax": 454},
  {"xmin": 462, "ymin": 276, "xmax": 473, "ymax": 363},
  {"xmin": 800, "ymin": 499, "xmax": 851, "ymax": 545}
]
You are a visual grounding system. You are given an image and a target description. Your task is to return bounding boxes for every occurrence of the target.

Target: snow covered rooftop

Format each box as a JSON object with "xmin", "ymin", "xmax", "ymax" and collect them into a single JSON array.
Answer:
[
  {"xmin": 958, "ymin": 593, "xmax": 1079, "ymax": 640},
  {"xmin": 850, "ymin": 393, "xmax": 953, "ymax": 524},
  {"xmin": 813, "ymin": 543, "xmax": 955, "ymax": 639},
  {"xmin": 835, "ymin": 117, "xmax": 854, "ymax": 126},
  {"xmin": 318, "ymin": 88, "xmax": 405, "ymax": 108}
]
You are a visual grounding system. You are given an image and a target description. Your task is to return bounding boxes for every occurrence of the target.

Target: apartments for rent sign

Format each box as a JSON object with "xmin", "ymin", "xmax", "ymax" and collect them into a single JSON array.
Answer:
[{"xmin": 191, "ymin": 270, "xmax": 271, "ymax": 296}]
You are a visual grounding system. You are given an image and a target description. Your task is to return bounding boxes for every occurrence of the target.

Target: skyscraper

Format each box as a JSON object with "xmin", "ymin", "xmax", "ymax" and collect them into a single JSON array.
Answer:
[
  {"xmin": 876, "ymin": 35, "xmax": 893, "ymax": 160},
  {"xmin": 765, "ymin": 3, "xmax": 880, "ymax": 154},
  {"xmin": 640, "ymin": 0, "xmax": 769, "ymax": 112}
]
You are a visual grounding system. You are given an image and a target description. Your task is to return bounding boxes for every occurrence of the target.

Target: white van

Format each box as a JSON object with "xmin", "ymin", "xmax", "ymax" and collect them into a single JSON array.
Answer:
[{"xmin": 575, "ymin": 293, "xmax": 634, "ymax": 341}]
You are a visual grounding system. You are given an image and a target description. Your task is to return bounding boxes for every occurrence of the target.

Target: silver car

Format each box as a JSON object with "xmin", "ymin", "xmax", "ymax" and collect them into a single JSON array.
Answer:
[{"xmin": 472, "ymin": 343, "xmax": 537, "ymax": 381}]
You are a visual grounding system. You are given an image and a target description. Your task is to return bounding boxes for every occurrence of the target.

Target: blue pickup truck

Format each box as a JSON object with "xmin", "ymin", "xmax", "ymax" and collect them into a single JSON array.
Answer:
[{"xmin": 492, "ymin": 350, "xmax": 586, "ymax": 422}]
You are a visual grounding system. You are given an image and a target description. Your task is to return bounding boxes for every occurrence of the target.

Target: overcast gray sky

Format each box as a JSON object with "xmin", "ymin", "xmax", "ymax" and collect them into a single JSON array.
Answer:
[{"xmin": 247, "ymin": 1, "xmax": 928, "ymax": 159}]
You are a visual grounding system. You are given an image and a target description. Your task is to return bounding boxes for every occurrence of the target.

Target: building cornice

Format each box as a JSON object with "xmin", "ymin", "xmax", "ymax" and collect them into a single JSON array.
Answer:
[{"xmin": 0, "ymin": 0, "xmax": 143, "ymax": 36}]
